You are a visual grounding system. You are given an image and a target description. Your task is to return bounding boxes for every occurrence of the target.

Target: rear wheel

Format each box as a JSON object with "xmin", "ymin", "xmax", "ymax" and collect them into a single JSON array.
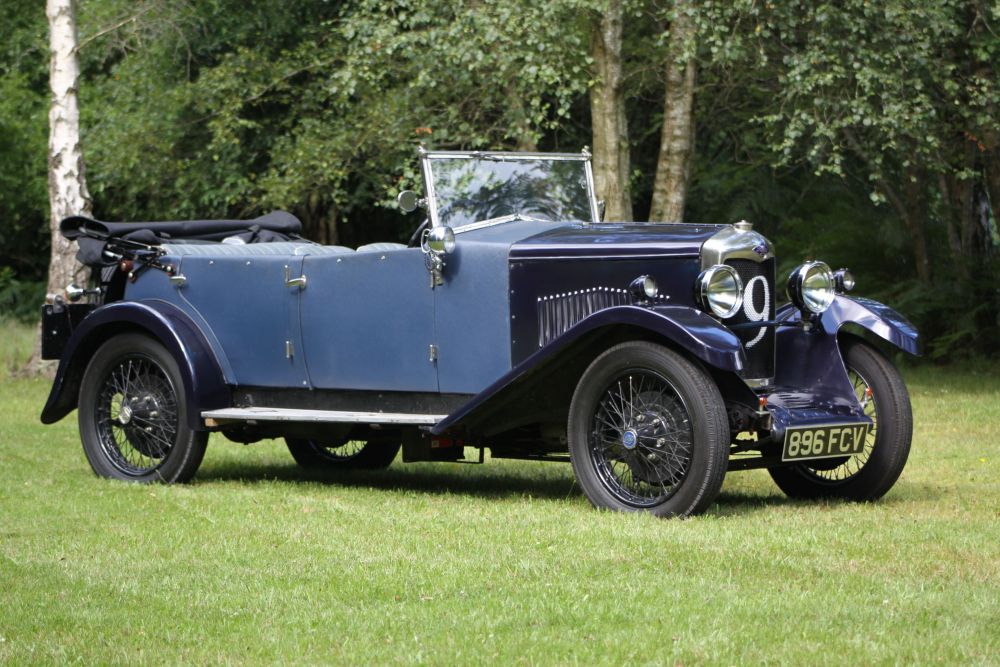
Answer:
[
  {"xmin": 285, "ymin": 437, "xmax": 400, "ymax": 469},
  {"xmin": 768, "ymin": 340, "xmax": 912, "ymax": 501},
  {"xmin": 78, "ymin": 334, "xmax": 208, "ymax": 483},
  {"xmin": 567, "ymin": 342, "xmax": 729, "ymax": 518}
]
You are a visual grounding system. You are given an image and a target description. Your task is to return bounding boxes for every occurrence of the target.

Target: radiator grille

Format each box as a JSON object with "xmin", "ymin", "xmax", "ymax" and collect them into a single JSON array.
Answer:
[
  {"xmin": 536, "ymin": 287, "xmax": 631, "ymax": 347},
  {"xmin": 727, "ymin": 258, "xmax": 776, "ymax": 380}
]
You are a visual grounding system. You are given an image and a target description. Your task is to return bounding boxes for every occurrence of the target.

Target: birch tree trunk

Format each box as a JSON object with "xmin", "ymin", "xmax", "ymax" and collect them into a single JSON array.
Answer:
[
  {"xmin": 29, "ymin": 0, "xmax": 92, "ymax": 373},
  {"xmin": 649, "ymin": 4, "xmax": 696, "ymax": 223},
  {"xmin": 47, "ymin": 0, "xmax": 91, "ymax": 293},
  {"xmin": 589, "ymin": 0, "xmax": 633, "ymax": 222}
]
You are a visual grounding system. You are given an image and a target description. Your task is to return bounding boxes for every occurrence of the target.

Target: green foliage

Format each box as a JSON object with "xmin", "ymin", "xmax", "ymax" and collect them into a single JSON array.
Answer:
[
  {"xmin": 2, "ymin": 0, "xmax": 998, "ymax": 358},
  {"xmin": 0, "ymin": 1, "xmax": 49, "ymax": 281},
  {"xmin": 0, "ymin": 267, "xmax": 45, "ymax": 323},
  {"xmin": 75, "ymin": 0, "xmax": 594, "ymax": 243}
]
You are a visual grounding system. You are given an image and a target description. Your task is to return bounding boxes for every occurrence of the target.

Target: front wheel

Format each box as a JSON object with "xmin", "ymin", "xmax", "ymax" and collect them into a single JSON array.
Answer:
[
  {"xmin": 78, "ymin": 334, "xmax": 208, "ymax": 483},
  {"xmin": 768, "ymin": 339, "xmax": 912, "ymax": 501},
  {"xmin": 567, "ymin": 342, "xmax": 729, "ymax": 518}
]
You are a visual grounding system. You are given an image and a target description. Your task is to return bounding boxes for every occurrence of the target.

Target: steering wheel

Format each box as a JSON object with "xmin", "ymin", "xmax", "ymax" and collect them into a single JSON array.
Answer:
[{"xmin": 407, "ymin": 218, "xmax": 431, "ymax": 248}]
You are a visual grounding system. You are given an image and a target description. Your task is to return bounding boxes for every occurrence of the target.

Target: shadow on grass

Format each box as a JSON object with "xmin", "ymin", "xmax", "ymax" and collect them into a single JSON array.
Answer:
[
  {"xmin": 710, "ymin": 486, "xmax": 916, "ymax": 517},
  {"xmin": 197, "ymin": 460, "xmax": 893, "ymax": 517},
  {"xmin": 196, "ymin": 460, "xmax": 583, "ymax": 502},
  {"xmin": 710, "ymin": 489, "xmax": 791, "ymax": 516}
]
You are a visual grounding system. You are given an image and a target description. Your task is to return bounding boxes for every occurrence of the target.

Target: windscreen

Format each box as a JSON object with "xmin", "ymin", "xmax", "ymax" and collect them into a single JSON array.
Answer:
[{"xmin": 428, "ymin": 156, "xmax": 593, "ymax": 228}]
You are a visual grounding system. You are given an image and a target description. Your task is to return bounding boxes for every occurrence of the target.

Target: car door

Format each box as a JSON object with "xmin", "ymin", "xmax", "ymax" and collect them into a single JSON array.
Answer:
[
  {"xmin": 175, "ymin": 254, "xmax": 310, "ymax": 388},
  {"xmin": 299, "ymin": 248, "xmax": 438, "ymax": 392}
]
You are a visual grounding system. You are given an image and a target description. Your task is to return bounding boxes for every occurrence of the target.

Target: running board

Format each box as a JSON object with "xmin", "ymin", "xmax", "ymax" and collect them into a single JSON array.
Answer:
[{"xmin": 202, "ymin": 407, "xmax": 446, "ymax": 427}]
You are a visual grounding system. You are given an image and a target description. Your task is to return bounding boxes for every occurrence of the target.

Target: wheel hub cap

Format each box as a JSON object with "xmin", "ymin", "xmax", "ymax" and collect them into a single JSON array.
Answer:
[
  {"xmin": 622, "ymin": 429, "xmax": 639, "ymax": 450},
  {"xmin": 118, "ymin": 403, "xmax": 133, "ymax": 425}
]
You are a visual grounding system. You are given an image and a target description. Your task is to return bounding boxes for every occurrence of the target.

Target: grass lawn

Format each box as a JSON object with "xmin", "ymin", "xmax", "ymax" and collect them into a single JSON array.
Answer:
[{"xmin": 1, "ymin": 322, "xmax": 997, "ymax": 665}]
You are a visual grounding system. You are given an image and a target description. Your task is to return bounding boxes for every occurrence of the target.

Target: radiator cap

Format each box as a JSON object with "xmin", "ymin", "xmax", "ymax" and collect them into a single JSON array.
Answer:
[{"xmin": 733, "ymin": 219, "xmax": 753, "ymax": 232}]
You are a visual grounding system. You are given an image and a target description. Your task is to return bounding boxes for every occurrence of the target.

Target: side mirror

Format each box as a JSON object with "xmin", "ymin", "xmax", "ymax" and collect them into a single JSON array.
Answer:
[{"xmin": 397, "ymin": 190, "xmax": 420, "ymax": 213}]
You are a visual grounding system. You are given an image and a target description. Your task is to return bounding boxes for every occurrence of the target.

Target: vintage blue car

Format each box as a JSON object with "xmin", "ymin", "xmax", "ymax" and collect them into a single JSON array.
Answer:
[{"xmin": 40, "ymin": 149, "xmax": 919, "ymax": 517}]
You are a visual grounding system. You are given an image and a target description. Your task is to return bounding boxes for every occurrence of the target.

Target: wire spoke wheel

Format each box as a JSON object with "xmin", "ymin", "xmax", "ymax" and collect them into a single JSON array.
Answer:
[
  {"xmin": 79, "ymin": 334, "xmax": 208, "ymax": 484},
  {"xmin": 796, "ymin": 366, "xmax": 877, "ymax": 482},
  {"xmin": 768, "ymin": 340, "xmax": 912, "ymax": 502},
  {"xmin": 568, "ymin": 342, "xmax": 728, "ymax": 517},
  {"xmin": 285, "ymin": 437, "xmax": 401, "ymax": 470},
  {"xmin": 318, "ymin": 440, "xmax": 367, "ymax": 461},
  {"xmin": 589, "ymin": 370, "xmax": 694, "ymax": 507},
  {"xmin": 95, "ymin": 356, "xmax": 179, "ymax": 476}
]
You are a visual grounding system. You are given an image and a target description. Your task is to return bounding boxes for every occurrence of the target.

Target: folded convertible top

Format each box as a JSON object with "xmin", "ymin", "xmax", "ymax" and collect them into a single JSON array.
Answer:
[
  {"xmin": 61, "ymin": 210, "xmax": 302, "ymax": 240},
  {"xmin": 61, "ymin": 210, "xmax": 303, "ymax": 267}
]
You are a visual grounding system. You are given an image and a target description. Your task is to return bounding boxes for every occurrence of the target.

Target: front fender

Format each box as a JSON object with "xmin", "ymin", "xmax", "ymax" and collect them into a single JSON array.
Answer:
[
  {"xmin": 777, "ymin": 295, "xmax": 921, "ymax": 356},
  {"xmin": 432, "ymin": 304, "xmax": 744, "ymax": 435},
  {"xmin": 550, "ymin": 304, "xmax": 745, "ymax": 372},
  {"xmin": 40, "ymin": 300, "xmax": 230, "ymax": 430},
  {"xmin": 768, "ymin": 295, "xmax": 919, "ymax": 439},
  {"xmin": 823, "ymin": 295, "xmax": 921, "ymax": 355}
]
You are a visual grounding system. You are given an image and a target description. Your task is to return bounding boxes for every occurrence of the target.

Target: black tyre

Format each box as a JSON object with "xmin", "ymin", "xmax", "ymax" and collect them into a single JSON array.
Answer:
[
  {"xmin": 567, "ymin": 341, "xmax": 729, "ymax": 518},
  {"xmin": 78, "ymin": 334, "xmax": 208, "ymax": 483},
  {"xmin": 768, "ymin": 339, "xmax": 912, "ymax": 501},
  {"xmin": 285, "ymin": 437, "xmax": 400, "ymax": 470}
]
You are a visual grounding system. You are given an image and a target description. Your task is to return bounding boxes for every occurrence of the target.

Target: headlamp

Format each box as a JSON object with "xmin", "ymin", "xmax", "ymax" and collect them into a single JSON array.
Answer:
[
  {"xmin": 787, "ymin": 261, "xmax": 835, "ymax": 314},
  {"xmin": 696, "ymin": 265, "xmax": 743, "ymax": 319}
]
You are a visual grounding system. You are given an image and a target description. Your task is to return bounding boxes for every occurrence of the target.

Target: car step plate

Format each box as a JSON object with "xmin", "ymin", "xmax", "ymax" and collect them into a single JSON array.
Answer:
[{"xmin": 202, "ymin": 407, "xmax": 447, "ymax": 426}]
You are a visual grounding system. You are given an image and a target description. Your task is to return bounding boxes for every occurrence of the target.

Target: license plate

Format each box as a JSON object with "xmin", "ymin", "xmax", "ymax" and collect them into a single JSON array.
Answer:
[{"xmin": 782, "ymin": 423, "xmax": 869, "ymax": 462}]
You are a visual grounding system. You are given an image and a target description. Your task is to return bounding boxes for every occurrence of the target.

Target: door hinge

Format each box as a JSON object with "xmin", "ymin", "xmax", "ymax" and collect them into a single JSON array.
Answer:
[
  {"xmin": 284, "ymin": 265, "xmax": 307, "ymax": 289},
  {"xmin": 428, "ymin": 344, "xmax": 438, "ymax": 363},
  {"xmin": 285, "ymin": 340, "xmax": 294, "ymax": 359}
]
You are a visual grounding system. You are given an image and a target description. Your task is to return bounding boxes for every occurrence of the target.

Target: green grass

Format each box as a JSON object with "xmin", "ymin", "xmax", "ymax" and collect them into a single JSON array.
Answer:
[
  {"xmin": 1, "ymin": 325, "xmax": 998, "ymax": 665},
  {"xmin": 0, "ymin": 317, "xmax": 37, "ymax": 375}
]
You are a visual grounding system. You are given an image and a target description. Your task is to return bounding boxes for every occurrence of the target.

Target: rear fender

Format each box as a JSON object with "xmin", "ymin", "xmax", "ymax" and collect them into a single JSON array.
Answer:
[
  {"xmin": 40, "ymin": 300, "xmax": 230, "ymax": 430},
  {"xmin": 432, "ymin": 304, "xmax": 745, "ymax": 435}
]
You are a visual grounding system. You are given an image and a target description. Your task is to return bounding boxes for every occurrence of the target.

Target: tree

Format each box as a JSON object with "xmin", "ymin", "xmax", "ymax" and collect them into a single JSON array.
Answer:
[
  {"xmin": 589, "ymin": 0, "xmax": 633, "ymax": 221},
  {"xmin": 46, "ymin": 0, "xmax": 91, "ymax": 296},
  {"xmin": 728, "ymin": 0, "xmax": 999, "ymax": 283},
  {"xmin": 31, "ymin": 0, "xmax": 92, "ymax": 372},
  {"xmin": 649, "ymin": 1, "xmax": 697, "ymax": 222}
]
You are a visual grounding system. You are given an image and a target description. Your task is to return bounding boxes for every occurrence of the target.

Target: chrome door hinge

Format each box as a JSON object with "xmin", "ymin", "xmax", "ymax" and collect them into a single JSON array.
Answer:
[
  {"xmin": 284, "ymin": 265, "xmax": 307, "ymax": 289},
  {"xmin": 428, "ymin": 344, "xmax": 438, "ymax": 363},
  {"xmin": 285, "ymin": 340, "xmax": 294, "ymax": 359}
]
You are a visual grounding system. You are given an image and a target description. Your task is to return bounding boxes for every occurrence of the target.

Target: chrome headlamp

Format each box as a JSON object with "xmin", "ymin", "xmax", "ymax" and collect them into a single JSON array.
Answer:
[
  {"xmin": 787, "ymin": 261, "xmax": 835, "ymax": 314},
  {"xmin": 696, "ymin": 264, "xmax": 744, "ymax": 319}
]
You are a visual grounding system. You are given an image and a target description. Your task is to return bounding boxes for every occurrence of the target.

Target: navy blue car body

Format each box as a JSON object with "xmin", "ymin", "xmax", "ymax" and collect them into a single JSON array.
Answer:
[{"xmin": 41, "ymin": 149, "xmax": 918, "ymax": 517}]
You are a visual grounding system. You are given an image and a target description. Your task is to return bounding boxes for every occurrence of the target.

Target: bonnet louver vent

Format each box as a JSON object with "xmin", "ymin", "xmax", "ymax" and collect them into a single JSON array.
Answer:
[{"xmin": 537, "ymin": 287, "xmax": 631, "ymax": 347}]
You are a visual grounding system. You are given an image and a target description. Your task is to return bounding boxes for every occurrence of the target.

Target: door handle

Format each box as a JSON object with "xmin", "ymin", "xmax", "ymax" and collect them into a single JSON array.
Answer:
[{"xmin": 284, "ymin": 265, "xmax": 307, "ymax": 289}]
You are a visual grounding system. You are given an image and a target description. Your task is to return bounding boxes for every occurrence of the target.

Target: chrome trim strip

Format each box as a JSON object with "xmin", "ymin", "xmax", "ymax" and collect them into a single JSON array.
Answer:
[
  {"xmin": 453, "ymin": 213, "xmax": 550, "ymax": 234},
  {"xmin": 421, "ymin": 150, "xmax": 590, "ymax": 161},
  {"xmin": 513, "ymin": 253, "xmax": 701, "ymax": 261},
  {"xmin": 202, "ymin": 407, "xmax": 446, "ymax": 426},
  {"xmin": 583, "ymin": 154, "xmax": 599, "ymax": 225},
  {"xmin": 419, "ymin": 146, "xmax": 442, "ymax": 228}
]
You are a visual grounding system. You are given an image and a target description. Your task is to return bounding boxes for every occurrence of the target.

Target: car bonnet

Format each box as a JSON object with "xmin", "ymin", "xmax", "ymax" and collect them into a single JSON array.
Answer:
[{"xmin": 508, "ymin": 222, "xmax": 726, "ymax": 260}]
